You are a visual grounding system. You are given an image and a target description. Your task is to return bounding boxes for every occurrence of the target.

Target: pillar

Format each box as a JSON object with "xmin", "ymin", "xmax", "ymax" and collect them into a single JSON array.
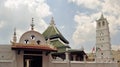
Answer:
[
  {"xmin": 84, "ymin": 55, "xmax": 86, "ymax": 63},
  {"xmin": 26, "ymin": 59, "xmax": 30, "ymax": 67},
  {"xmin": 73, "ymin": 55, "xmax": 76, "ymax": 61}
]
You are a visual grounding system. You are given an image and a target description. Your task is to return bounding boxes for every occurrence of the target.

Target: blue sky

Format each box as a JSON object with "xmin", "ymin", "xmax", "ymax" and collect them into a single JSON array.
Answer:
[{"xmin": 0, "ymin": 0, "xmax": 120, "ymax": 52}]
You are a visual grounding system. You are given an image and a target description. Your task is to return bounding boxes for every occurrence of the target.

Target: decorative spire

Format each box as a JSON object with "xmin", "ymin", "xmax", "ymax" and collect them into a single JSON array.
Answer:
[
  {"xmin": 13, "ymin": 28, "xmax": 17, "ymax": 43},
  {"xmin": 100, "ymin": 13, "xmax": 104, "ymax": 19},
  {"xmin": 50, "ymin": 17, "xmax": 55, "ymax": 25},
  {"xmin": 31, "ymin": 18, "xmax": 35, "ymax": 30}
]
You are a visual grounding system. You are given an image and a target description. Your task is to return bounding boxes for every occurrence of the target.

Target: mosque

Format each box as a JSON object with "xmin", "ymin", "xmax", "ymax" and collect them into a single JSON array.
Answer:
[{"xmin": 0, "ymin": 14, "xmax": 119, "ymax": 67}]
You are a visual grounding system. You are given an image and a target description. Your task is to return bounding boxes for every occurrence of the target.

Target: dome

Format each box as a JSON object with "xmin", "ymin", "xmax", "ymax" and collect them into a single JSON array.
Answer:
[{"xmin": 19, "ymin": 30, "xmax": 46, "ymax": 45}]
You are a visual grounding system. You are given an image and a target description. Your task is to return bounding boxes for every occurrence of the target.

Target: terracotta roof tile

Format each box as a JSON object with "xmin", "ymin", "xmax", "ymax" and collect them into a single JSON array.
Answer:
[{"xmin": 12, "ymin": 43, "xmax": 57, "ymax": 52}]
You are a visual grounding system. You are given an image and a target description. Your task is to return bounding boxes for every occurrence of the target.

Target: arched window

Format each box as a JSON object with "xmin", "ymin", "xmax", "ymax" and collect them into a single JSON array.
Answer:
[
  {"xmin": 102, "ymin": 21, "xmax": 105, "ymax": 26},
  {"xmin": 37, "ymin": 40, "xmax": 41, "ymax": 45},
  {"xmin": 31, "ymin": 35, "xmax": 35, "ymax": 40},
  {"xmin": 98, "ymin": 22, "xmax": 101, "ymax": 27},
  {"xmin": 24, "ymin": 39, "xmax": 29, "ymax": 44}
]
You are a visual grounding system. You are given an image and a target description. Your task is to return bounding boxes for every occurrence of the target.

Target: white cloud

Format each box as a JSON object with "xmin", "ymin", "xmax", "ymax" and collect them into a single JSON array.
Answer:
[
  {"xmin": 112, "ymin": 45, "xmax": 120, "ymax": 51},
  {"xmin": 106, "ymin": 15, "xmax": 119, "ymax": 36},
  {"xmin": 3, "ymin": 0, "xmax": 52, "ymax": 31},
  {"xmin": 0, "ymin": 21, "xmax": 6, "ymax": 29},
  {"xmin": 72, "ymin": 13, "xmax": 96, "ymax": 45},
  {"xmin": 4, "ymin": 0, "xmax": 52, "ymax": 18},
  {"xmin": 102, "ymin": 0, "xmax": 120, "ymax": 16},
  {"xmin": 60, "ymin": 25, "xmax": 65, "ymax": 29},
  {"xmin": 35, "ymin": 3, "xmax": 52, "ymax": 18},
  {"xmin": 68, "ymin": 0, "xmax": 101, "ymax": 9},
  {"xmin": 35, "ymin": 18, "xmax": 48, "ymax": 33},
  {"xmin": 15, "ymin": 29, "xmax": 26, "ymax": 42},
  {"xmin": 0, "ymin": 0, "xmax": 52, "ymax": 44}
]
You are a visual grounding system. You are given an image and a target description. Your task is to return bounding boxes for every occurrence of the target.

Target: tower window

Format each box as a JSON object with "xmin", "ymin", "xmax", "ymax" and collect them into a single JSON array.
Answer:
[
  {"xmin": 24, "ymin": 39, "xmax": 29, "ymax": 44},
  {"xmin": 37, "ymin": 40, "xmax": 41, "ymax": 45},
  {"xmin": 31, "ymin": 35, "xmax": 35, "ymax": 40},
  {"xmin": 98, "ymin": 22, "xmax": 101, "ymax": 27},
  {"xmin": 102, "ymin": 21, "xmax": 105, "ymax": 26}
]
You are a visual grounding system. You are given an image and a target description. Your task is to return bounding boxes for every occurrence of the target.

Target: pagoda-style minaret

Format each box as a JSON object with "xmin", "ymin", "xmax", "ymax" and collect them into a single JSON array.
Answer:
[
  {"xmin": 95, "ymin": 14, "xmax": 112, "ymax": 62},
  {"xmin": 31, "ymin": 18, "xmax": 35, "ymax": 30},
  {"xmin": 13, "ymin": 28, "xmax": 17, "ymax": 43}
]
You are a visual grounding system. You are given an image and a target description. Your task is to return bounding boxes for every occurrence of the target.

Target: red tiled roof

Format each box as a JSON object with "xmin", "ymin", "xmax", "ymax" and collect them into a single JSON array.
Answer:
[{"xmin": 11, "ymin": 43, "xmax": 57, "ymax": 52}]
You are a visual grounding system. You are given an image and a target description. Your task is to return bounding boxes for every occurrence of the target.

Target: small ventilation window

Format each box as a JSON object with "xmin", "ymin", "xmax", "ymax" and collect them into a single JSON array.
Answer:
[
  {"xmin": 31, "ymin": 35, "xmax": 35, "ymax": 40},
  {"xmin": 37, "ymin": 40, "xmax": 41, "ymax": 45},
  {"xmin": 24, "ymin": 39, "xmax": 29, "ymax": 44},
  {"xmin": 100, "ymin": 32, "xmax": 104, "ymax": 36},
  {"xmin": 101, "ymin": 53, "xmax": 103, "ymax": 55},
  {"xmin": 101, "ymin": 45, "xmax": 103, "ymax": 47}
]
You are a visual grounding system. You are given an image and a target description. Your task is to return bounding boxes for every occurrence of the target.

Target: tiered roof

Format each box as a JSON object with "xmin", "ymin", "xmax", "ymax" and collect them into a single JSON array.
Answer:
[{"xmin": 42, "ymin": 17, "xmax": 70, "ymax": 52}]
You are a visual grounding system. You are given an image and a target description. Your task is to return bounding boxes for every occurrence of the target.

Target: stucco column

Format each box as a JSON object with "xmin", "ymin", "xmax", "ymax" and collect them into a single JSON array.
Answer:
[
  {"xmin": 65, "ymin": 52, "xmax": 69, "ymax": 61},
  {"xmin": 26, "ymin": 59, "xmax": 30, "ymax": 67},
  {"xmin": 66, "ymin": 48, "xmax": 70, "ymax": 67},
  {"xmin": 73, "ymin": 55, "xmax": 76, "ymax": 61},
  {"xmin": 84, "ymin": 55, "xmax": 86, "ymax": 63}
]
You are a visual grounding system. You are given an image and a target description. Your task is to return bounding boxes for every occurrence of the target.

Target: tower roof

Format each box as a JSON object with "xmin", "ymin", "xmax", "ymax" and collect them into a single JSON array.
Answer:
[
  {"xmin": 98, "ymin": 13, "xmax": 105, "ymax": 20},
  {"xmin": 100, "ymin": 13, "xmax": 104, "ymax": 19},
  {"xmin": 96, "ymin": 13, "xmax": 107, "ymax": 22}
]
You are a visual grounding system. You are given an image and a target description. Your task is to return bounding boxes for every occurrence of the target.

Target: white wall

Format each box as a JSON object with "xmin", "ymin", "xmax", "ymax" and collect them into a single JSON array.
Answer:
[
  {"xmin": 43, "ymin": 53, "xmax": 49, "ymax": 67},
  {"xmin": 50, "ymin": 61, "xmax": 119, "ymax": 67},
  {"xmin": 0, "ymin": 45, "xmax": 16, "ymax": 67}
]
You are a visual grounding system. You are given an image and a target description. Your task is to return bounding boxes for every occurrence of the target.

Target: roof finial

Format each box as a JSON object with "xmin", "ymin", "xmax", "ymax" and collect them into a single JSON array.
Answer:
[
  {"xmin": 13, "ymin": 28, "xmax": 17, "ymax": 43},
  {"xmin": 100, "ymin": 13, "xmax": 104, "ymax": 19},
  {"xmin": 31, "ymin": 18, "xmax": 35, "ymax": 30},
  {"xmin": 50, "ymin": 17, "xmax": 55, "ymax": 25}
]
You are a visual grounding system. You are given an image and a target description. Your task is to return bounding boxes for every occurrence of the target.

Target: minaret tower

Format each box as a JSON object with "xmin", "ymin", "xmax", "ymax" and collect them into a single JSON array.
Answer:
[{"xmin": 95, "ymin": 14, "xmax": 112, "ymax": 62}]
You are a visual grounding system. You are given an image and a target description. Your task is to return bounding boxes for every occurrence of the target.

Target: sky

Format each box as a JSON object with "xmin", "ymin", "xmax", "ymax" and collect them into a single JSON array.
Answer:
[{"xmin": 0, "ymin": 0, "xmax": 120, "ymax": 53}]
